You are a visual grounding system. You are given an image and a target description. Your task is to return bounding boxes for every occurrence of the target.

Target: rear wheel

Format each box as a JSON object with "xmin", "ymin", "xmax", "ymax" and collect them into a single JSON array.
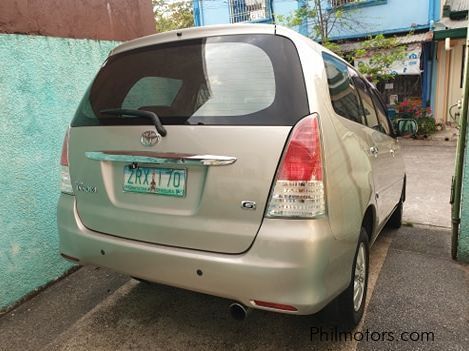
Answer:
[{"xmin": 337, "ymin": 227, "xmax": 369, "ymax": 330}]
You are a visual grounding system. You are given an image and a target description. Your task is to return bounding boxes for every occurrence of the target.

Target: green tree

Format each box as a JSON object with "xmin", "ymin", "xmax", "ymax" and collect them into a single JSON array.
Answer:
[
  {"xmin": 352, "ymin": 34, "xmax": 407, "ymax": 83},
  {"xmin": 277, "ymin": 1, "xmax": 406, "ymax": 83},
  {"xmin": 152, "ymin": 0, "xmax": 194, "ymax": 33},
  {"xmin": 277, "ymin": 0, "xmax": 365, "ymax": 50}
]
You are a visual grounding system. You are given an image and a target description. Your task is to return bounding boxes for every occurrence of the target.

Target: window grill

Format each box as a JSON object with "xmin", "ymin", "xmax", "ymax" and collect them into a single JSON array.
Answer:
[
  {"xmin": 229, "ymin": 0, "xmax": 272, "ymax": 23},
  {"xmin": 330, "ymin": 0, "xmax": 357, "ymax": 7}
]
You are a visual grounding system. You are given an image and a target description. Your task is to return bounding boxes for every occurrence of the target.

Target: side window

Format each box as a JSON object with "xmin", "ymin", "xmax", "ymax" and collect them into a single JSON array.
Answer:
[
  {"xmin": 351, "ymin": 74, "xmax": 380, "ymax": 131},
  {"xmin": 370, "ymin": 89, "xmax": 392, "ymax": 135},
  {"xmin": 322, "ymin": 53, "xmax": 364, "ymax": 125}
]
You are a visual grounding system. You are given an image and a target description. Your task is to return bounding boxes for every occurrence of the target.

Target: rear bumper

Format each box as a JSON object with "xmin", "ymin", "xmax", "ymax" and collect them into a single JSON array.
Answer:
[{"xmin": 57, "ymin": 194, "xmax": 356, "ymax": 315}]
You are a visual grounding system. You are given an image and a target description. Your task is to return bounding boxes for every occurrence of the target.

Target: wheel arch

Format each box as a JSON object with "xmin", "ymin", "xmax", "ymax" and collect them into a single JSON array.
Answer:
[
  {"xmin": 402, "ymin": 174, "xmax": 406, "ymax": 202},
  {"xmin": 362, "ymin": 205, "xmax": 376, "ymax": 241}
]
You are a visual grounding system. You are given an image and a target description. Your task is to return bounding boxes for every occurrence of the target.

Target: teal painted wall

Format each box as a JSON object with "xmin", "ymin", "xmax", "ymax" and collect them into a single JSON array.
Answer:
[
  {"xmin": 459, "ymin": 132, "xmax": 469, "ymax": 261},
  {"xmin": 0, "ymin": 34, "xmax": 119, "ymax": 310}
]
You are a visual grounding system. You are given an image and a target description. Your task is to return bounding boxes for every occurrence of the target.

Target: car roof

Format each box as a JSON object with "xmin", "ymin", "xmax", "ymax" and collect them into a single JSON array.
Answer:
[{"xmin": 111, "ymin": 23, "xmax": 277, "ymax": 56}]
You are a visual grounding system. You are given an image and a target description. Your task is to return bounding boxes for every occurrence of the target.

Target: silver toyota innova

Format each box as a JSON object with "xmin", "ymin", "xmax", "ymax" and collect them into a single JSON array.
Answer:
[{"xmin": 57, "ymin": 24, "xmax": 405, "ymax": 329}]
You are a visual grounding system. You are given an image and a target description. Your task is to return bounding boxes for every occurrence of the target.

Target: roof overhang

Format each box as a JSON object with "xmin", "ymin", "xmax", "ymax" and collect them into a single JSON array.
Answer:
[
  {"xmin": 434, "ymin": 27, "xmax": 467, "ymax": 40},
  {"xmin": 338, "ymin": 31, "xmax": 433, "ymax": 53}
]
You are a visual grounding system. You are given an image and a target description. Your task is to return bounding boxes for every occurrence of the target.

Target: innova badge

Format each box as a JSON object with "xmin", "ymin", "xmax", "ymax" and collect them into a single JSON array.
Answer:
[{"xmin": 141, "ymin": 130, "xmax": 161, "ymax": 147}]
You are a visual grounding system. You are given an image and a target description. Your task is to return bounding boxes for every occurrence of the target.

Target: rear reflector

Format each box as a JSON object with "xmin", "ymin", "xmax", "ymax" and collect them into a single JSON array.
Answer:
[
  {"xmin": 253, "ymin": 300, "xmax": 298, "ymax": 311},
  {"xmin": 60, "ymin": 166, "xmax": 73, "ymax": 195},
  {"xmin": 60, "ymin": 128, "xmax": 70, "ymax": 166},
  {"xmin": 60, "ymin": 128, "xmax": 74, "ymax": 195},
  {"xmin": 266, "ymin": 114, "xmax": 325, "ymax": 218}
]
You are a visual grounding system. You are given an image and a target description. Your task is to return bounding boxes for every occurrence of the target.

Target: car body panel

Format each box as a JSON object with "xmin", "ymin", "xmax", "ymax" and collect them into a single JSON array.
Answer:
[
  {"xmin": 281, "ymin": 27, "xmax": 376, "ymax": 247},
  {"xmin": 281, "ymin": 25, "xmax": 404, "ymax": 242},
  {"xmin": 70, "ymin": 125, "xmax": 290, "ymax": 253},
  {"xmin": 59, "ymin": 194, "xmax": 353, "ymax": 315}
]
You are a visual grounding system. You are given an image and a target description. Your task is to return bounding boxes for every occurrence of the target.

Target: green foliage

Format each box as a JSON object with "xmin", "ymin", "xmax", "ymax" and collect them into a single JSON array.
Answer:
[
  {"xmin": 323, "ymin": 41, "xmax": 343, "ymax": 54},
  {"xmin": 417, "ymin": 117, "xmax": 436, "ymax": 136},
  {"xmin": 395, "ymin": 100, "xmax": 436, "ymax": 136},
  {"xmin": 152, "ymin": 0, "xmax": 194, "ymax": 33},
  {"xmin": 277, "ymin": 2, "xmax": 406, "ymax": 83},
  {"xmin": 276, "ymin": 0, "xmax": 364, "ymax": 44},
  {"xmin": 352, "ymin": 34, "xmax": 407, "ymax": 83}
]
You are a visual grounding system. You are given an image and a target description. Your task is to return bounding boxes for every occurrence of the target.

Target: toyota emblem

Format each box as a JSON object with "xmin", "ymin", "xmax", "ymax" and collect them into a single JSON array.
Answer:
[{"xmin": 141, "ymin": 130, "xmax": 161, "ymax": 147}]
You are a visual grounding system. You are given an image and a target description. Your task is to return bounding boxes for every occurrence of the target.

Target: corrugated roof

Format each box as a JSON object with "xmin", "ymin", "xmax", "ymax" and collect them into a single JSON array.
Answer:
[
  {"xmin": 447, "ymin": 0, "xmax": 469, "ymax": 12},
  {"xmin": 338, "ymin": 32, "xmax": 433, "ymax": 53},
  {"xmin": 437, "ymin": 16, "xmax": 468, "ymax": 30}
]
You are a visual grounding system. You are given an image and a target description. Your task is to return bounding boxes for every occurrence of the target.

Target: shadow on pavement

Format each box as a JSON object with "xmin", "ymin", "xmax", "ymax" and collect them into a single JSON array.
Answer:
[{"xmin": 46, "ymin": 280, "xmax": 352, "ymax": 351}]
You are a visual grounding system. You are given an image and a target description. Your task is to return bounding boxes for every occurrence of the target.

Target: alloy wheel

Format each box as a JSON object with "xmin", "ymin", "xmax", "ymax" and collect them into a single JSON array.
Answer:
[{"xmin": 353, "ymin": 243, "xmax": 367, "ymax": 312}]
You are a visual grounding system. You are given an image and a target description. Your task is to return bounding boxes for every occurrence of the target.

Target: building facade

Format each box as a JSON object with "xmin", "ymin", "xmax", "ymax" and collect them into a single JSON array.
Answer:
[
  {"xmin": 433, "ymin": 0, "xmax": 468, "ymax": 125},
  {"xmin": 194, "ymin": 0, "xmax": 440, "ymax": 34}
]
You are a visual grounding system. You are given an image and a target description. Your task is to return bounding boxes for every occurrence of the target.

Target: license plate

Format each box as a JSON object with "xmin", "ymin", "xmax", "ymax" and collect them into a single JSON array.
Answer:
[{"xmin": 123, "ymin": 166, "xmax": 186, "ymax": 197}]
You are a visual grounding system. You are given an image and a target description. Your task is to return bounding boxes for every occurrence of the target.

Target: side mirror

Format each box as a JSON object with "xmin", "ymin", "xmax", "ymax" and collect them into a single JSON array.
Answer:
[{"xmin": 396, "ymin": 119, "xmax": 418, "ymax": 137}]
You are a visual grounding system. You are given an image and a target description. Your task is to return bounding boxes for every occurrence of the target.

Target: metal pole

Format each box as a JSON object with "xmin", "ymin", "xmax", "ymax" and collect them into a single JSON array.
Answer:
[{"xmin": 451, "ymin": 24, "xmax": 469, "ymax": 260}]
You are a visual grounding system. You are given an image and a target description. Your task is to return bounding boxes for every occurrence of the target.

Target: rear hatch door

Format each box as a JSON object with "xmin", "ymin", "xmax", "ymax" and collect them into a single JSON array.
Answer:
[{"xmin": 69, "ymin": 33, "xmax": 309, "ymax": 254}]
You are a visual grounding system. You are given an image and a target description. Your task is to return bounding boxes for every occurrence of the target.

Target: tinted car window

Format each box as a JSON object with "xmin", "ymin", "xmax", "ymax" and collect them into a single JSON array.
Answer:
[
  {"xmin": 72, "ymin": 35, "xmax": 308, "ymax": 127},
  {"xmin": 122, "ymin": 77, "xmax": 183, "ymax": 109},
  {"xmin": 352, "ymin": 75, "xmax": 380, "ymax": 130},
  {"xmin": 192, "ymin": 42, "xmax": 275, "ymax": 116},
  {"xmin": 370, "ymin": 89, "xmax": 392, "ymax": 135},
  {"xmin": 323, "ymin": 53, "xmax": 364, "ymax": 125}
]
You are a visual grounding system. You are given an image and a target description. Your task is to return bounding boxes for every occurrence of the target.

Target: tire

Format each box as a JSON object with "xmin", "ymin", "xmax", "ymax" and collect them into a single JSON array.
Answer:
[
  {"xmin": 337, "ymin": 227, "xmax": 369, "ymax": 331},
  {"xmin": 387, "ymin": 178, "xmax": 405, "ymax": 229}
]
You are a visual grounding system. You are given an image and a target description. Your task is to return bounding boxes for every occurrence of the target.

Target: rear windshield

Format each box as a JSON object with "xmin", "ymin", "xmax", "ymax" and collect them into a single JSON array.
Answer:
[{"xmin": 72, "ymin": 34, "xmax": 308, "ymax": 127}]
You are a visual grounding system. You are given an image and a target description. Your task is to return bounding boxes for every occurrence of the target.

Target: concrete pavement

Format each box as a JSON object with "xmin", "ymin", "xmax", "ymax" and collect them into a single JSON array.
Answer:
[
  {"xmin": 358, "ymin": 226, "xmax": 468, "ymax": 351},
  {"xmin": 400, "ymin": 139, "xmax": 456, "ymax": 228},
  {"xmin": 0, "ymin": 267, "xmax": 128, "ymax": 351}
]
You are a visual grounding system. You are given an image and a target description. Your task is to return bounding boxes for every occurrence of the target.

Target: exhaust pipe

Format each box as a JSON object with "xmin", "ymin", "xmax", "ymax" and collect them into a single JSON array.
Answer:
[{"xmin": 229, "ymin": 302, "xmax": 250, "ymax": 321}]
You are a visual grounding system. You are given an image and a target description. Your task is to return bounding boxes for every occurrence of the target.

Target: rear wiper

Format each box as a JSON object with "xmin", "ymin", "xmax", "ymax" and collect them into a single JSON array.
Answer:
[{"xmin": 100, "ymin": 108, "xmax": 167, "ymax": 137}]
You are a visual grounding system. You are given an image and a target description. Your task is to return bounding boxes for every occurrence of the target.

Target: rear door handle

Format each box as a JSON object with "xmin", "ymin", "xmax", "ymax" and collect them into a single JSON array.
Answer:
[{"xmin": 369, "ymin": 146, "xmax": 379, "ymax": 157}]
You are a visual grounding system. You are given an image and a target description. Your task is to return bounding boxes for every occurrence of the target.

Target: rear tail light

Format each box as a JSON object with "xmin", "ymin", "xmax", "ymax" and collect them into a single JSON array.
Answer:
[
  {"xmin": 252, "ymin": 300, "xmax": 298, "ymax": 312},
  {"xmin": 60, "ymin": 128, "xmax": 74, "ymax": 194},
  {"xmin": 266, "ymin": 114, "xmax": 325, "ymax": 218}
]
